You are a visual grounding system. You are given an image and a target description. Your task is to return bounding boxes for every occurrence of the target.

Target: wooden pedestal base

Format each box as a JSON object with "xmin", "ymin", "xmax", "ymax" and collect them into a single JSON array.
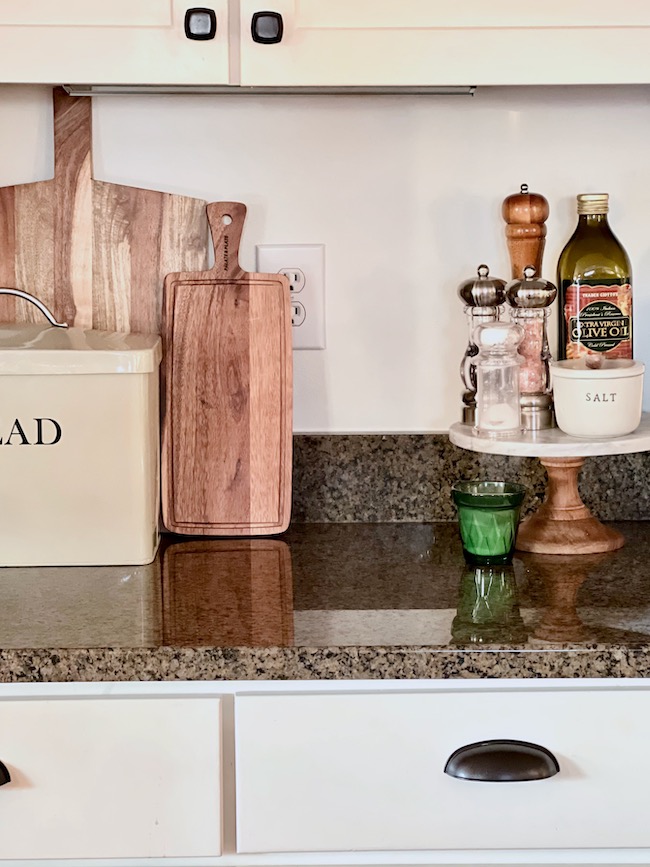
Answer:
[
  {"xmin": 516, "ymin": 457, "xmax": 624, "ymax": 555},
  {"xmin": 448, "ymin": 419, "xmax": 649, "ymax": 557}
]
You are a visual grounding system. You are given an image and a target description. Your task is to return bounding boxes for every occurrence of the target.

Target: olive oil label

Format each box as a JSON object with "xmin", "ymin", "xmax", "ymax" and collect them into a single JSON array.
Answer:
[{"xmin": 564, "ymin": 284, "xmax": 632, "ymax": 359}]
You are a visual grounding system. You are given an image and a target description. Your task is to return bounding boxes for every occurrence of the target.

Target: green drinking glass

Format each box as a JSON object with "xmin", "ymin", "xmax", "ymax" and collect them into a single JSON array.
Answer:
[{"xmin": 452, "ymin": 481, "xmax": 526, "ymax": 566}]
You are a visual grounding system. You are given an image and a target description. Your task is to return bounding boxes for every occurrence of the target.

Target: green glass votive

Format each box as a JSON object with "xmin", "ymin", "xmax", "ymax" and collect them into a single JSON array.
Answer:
[{"xmin": 452, "ymin": 481, "xmax": 526, "ymax": 566}]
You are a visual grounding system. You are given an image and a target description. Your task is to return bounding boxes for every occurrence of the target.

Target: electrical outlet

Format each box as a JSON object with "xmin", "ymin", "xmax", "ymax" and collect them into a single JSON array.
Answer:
[
  {"xmin": 280, "ymin": 267, "xmax": 306, "ymax": 293},
  {"xmin": 291, "ymin": 299, "xmax": 306, "ymax": 326},
  {"xmin": 256, "ymin": 244, "xmax": 326, "ymax": 349}
]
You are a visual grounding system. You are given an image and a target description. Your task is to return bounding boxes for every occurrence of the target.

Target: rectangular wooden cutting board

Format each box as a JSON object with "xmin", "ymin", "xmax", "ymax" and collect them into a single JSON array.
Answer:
[
  {"xmin": 162, "ymin": 202, "xmax": 292, "ymax": 536},
  {"xmin": 0, "ymin": 87, "xmax": 207, "ymax": 332}
]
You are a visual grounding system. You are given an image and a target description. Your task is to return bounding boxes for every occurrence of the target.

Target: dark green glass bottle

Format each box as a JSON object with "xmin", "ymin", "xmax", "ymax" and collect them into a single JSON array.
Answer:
[{"xmin": 557, "ymin": 193, "xmax": 632, "ymax": 361}]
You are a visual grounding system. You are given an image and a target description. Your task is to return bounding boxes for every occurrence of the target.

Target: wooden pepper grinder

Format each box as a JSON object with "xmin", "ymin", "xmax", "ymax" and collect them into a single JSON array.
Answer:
[{"xmin": 502, "ymin": 184, "xmax": 549, "ymax": 279}]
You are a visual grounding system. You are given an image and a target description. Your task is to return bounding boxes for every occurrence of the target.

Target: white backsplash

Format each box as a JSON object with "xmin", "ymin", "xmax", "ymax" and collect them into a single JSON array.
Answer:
[{"xmin": 2, "ymin": 83, "xmax": 650, "ymax": 433}]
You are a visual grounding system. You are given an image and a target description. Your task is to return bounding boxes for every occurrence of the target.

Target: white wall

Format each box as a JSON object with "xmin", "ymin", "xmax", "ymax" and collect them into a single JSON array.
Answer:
[{"xmin": 1, "ymin": 84, "xmax": 649, "ymax": 433}]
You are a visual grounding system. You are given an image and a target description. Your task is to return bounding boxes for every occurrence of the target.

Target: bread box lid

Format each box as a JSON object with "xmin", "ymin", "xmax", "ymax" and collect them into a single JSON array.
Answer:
[{"xmin": 0, "ymin": 325, "xmax": 162, "ymax": 375}]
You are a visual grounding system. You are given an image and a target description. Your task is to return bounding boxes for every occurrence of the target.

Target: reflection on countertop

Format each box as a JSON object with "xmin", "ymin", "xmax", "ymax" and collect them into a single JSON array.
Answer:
[{"xmin": 0, "ymin": 522, "xmax": 650, "ymax": 652}]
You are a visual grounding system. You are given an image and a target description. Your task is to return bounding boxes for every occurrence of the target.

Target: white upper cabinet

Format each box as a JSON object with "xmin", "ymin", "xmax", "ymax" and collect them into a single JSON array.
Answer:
[
  {"xmin": 0, "ymin": 0, "xmax": 230, "ymax": 84},
  {"xmin": 2, "ymin": 0, "xmax": 650, "ymax": 87},
  {"xmin": 239, "ymin": 0, "xmax": 650, "ymax": 86}
]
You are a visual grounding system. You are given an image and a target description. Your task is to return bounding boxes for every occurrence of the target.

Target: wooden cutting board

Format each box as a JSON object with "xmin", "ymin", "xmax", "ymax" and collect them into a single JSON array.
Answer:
[
  {"xmin": 0, "ymin": 87, "xmax": 207, "ymax": 332},
  {"xmin": 162, "ymin": 539, "xmax": 294, "ymax": 646},
  {"xmin": 162, "ymin": 201, "xmax": 292, "ymax": 536}
]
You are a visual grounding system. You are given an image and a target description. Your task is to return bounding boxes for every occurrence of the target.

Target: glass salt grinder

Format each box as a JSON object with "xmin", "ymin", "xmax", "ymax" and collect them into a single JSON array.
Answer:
[
  {"xmin": 505, "ymin": 266, "xmax": 557, "ymax": 430},
  {"xmin": 474, "ymin": 321, "xmax": 524, "ymax": 438},
  {"xmin": 457, "ymin": 265, "xmax": 507, "ymax": 425}
]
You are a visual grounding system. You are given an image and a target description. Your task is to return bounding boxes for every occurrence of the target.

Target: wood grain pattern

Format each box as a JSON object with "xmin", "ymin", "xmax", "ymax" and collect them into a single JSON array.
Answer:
[
  {"xmin": 0, "ymin": 186, "xmax": 16, "ymax": 321},
  {"xmin": 53, "ymin": 88, "xmax": 92, "ymax": 325},
  {"xmin": 502, "ymin": 184, "xmax": 549, "ymax": 280},
  {"xmin": 0, "ymin": 88, "xmax": 207, "ymax": 332},
  {"xmin": 13, "ymin": 180, "xmax": 56, "ymax": 323},
  {"xmin": 162, "ymin": 201, "xmax": 292, "ymax": 536},
  {"xmin": 162, "ymin": 540, "xmax": 294, "ymax": 646}
]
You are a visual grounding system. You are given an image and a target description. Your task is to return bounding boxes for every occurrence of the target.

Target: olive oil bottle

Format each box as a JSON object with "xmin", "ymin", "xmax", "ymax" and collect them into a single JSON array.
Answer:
[{"xmin": 557, "ymin": 194, "xmax": 632, "ymax": 361}]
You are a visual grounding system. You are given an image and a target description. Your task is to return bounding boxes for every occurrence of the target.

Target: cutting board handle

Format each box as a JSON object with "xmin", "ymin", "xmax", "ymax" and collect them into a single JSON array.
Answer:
[{"xmin": 207, "ymin": 202, "xmax": 247, "ymax": 279}]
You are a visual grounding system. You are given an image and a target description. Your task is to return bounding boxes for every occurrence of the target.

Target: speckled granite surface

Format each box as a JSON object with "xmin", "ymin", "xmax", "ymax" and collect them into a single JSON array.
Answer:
[
  {"xmin": 2, "ymin": 522, "xmax": 650, "ymax": 682},
  {"xmin": 1, "ymin": 646, "xmax": 646, "ymax": 682},
  {"xmin": 293, "ymin": 435, "xmax": 650, "ymax": 521}
]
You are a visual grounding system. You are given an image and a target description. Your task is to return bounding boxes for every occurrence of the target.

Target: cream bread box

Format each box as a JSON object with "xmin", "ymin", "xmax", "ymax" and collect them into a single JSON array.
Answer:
[{"xmin": 0, "ymin": 290, "xmax": 161, "ymax": 567}]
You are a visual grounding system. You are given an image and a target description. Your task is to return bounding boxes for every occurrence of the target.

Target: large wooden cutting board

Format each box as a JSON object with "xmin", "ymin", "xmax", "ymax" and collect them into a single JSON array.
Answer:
[
  {"xmin": 162, "ymin": 201, "xmax": 292, "ymax": 536},
  {"xmin": 0, "ymin": 88, "xmax": 207, "ymax": 332}
]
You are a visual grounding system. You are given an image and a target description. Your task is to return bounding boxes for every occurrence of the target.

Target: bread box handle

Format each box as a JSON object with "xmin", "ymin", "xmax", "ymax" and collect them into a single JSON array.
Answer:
[{"xmin": 0, "ymin": 288, "xmax": 68, "ymax": 329}]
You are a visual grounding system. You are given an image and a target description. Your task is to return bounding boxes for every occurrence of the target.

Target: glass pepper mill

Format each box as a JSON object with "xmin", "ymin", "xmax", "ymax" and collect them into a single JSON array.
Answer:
[
  {"xmin": 474, "ymin": 321, "xmax": 524, "ymax": 438},
  {"xmin": 457, "ymin": 265, "xmax": 507, "ymax": 425},
  {"xmin": 505, "ymin": 266, "xmax": 557, "ymax": 430}
]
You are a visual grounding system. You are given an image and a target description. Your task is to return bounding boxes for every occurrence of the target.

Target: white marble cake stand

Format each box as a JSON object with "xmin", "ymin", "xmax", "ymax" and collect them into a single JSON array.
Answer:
[{"xmin": 449, "ymin": 414, "xmax": 650, "ymax": 555}]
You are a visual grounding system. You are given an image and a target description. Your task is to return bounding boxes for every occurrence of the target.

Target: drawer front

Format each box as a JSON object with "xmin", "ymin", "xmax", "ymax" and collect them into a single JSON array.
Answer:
[
  {"xmin": 0, "ymin": 697, "xmax": 221, "ymax": 860},
  {"xmin": 235, "ymin": 686, "xmax": 650, "ymax": 853}
]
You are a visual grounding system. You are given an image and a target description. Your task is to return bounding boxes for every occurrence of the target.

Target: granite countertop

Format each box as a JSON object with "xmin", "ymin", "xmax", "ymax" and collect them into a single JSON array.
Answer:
[{"xmin": 2, "ymin": 522, "xmax": 650, "ymax": 682}]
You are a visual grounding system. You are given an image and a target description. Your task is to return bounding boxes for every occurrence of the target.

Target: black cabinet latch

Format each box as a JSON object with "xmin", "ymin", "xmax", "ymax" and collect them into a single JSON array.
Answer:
[
  {"xmin": 185, "ymin": 8, "xmax": 217, "ymax": 40},
  {"xmin": 251, "ymin": 11, "xmax": 284, "ymax": 44}
]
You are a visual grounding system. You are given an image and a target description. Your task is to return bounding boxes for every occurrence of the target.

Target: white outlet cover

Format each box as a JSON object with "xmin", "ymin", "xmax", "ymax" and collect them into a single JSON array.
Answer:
[{"xmin": 256, "ymin": 244, "xmax": 326, "ymax": 350}]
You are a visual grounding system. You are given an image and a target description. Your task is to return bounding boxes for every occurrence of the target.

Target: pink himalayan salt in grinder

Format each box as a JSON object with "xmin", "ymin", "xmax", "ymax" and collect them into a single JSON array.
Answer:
[{"xmin": 505, "ymin": 266, "xmax": 558, "ymax": 430}]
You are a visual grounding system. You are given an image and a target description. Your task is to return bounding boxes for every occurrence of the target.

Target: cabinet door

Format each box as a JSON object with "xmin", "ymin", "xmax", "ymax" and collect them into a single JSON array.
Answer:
[
  {"xmin": 0, "ymin": 696, "xmax": 222, "ymax": 860},
  {"xmin": 240, "ymin": 0, "xmax": 650, "ymax": 86},
  {"xmin": 0, "ymin": 0, "xmax": 229, "ymax": 84}
]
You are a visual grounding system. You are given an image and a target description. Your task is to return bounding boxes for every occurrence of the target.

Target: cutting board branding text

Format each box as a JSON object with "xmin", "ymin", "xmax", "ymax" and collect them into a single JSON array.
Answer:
[{"xmin": 0, "ymin": 418, "xmax": 62, "ymax": 446}]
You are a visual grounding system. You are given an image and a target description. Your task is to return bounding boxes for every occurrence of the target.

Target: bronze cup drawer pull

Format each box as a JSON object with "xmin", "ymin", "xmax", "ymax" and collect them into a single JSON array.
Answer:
[
  {"xmin": 445, "ymin": 739, "xmax": 560, "ymax": 782},
  {"xmin": 0, "ymin": 760, "xmax": 11, "ymax": 786}
]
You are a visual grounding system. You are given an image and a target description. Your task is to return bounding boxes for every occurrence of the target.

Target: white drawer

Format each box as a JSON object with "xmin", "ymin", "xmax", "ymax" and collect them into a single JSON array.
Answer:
[
  {"xmin": 0, "ymin": 697, "xmax": 221, "ymax": 860},
  {"xmin": 235, "ymin": 685, "xmax": 650, "ymax": 853}
]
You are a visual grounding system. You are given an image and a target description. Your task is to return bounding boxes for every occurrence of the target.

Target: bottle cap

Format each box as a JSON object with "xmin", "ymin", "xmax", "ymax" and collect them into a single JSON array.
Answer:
[{"xmin": 577, "ymin": 193, "xmax": 609, "ymax": 215}]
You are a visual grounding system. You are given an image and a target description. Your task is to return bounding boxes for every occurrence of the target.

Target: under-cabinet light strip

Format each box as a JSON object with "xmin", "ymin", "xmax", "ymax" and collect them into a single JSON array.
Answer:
[{"xmin": 63, "ymin": 84, "xmax": 477, "ymax": 96}]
